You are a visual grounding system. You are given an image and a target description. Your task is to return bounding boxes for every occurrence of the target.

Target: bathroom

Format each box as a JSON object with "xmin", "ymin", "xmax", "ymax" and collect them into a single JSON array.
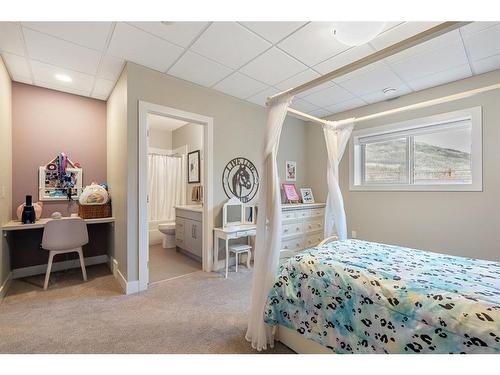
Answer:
[{"xmin": 147, "ymin": 113, "xmax": 204, "ymax": 284}]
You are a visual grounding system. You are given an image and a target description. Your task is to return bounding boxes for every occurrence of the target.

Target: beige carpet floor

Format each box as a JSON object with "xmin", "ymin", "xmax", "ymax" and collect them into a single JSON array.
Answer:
[
  {"xmin": 0, "ymin": 264, "xmax": 293, "ymax": 354},
  {"xmin": 149, "ymin": 244, "xmax": 201, "ymax": 284}
]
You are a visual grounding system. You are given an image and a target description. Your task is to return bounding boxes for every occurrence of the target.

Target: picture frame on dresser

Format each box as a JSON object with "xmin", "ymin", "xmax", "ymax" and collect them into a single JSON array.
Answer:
[
  {"xmin": 282, "ymin": 183, "xmax": 300, "ymax": 203},
  {"xmin": 300, "ymin": 188, "xmax": 315, "ymax": 204}
]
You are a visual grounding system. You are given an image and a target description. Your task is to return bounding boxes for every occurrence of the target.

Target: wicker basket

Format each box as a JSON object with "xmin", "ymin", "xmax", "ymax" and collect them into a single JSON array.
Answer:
[{"xmin": 78, "ymin": 202, "xmax": 112, "ymax": 219}]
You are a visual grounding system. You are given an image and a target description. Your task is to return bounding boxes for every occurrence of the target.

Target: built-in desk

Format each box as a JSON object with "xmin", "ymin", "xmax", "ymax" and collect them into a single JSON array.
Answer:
[{"xmin": 2, "ymin": 216, "xmax": 115, "ymax": 279}]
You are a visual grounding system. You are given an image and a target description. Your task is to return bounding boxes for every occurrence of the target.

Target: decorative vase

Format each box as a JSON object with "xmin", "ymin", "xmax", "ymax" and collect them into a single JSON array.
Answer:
[{"xmin": 17, "ymin": 200, "xmax": 43, "ymax": 221}]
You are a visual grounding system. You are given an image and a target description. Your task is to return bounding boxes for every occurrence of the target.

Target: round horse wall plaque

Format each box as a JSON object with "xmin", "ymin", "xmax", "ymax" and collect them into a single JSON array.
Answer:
[{"xmin": 222, "ymin": 158, "xmax": 259, "ymax": 203}]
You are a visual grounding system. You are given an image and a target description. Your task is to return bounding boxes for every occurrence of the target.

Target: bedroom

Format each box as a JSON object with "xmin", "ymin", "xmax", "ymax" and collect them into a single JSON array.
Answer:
[{"xmin": 0, "ymin": 0, "xmax": 499, "ymax": 373}]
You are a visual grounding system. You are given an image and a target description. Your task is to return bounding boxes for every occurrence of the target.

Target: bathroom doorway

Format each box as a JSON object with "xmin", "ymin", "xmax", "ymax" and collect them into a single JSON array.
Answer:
[{"xmin": 138, "ymin": 102, "xmax": 214, "ymax": 291}]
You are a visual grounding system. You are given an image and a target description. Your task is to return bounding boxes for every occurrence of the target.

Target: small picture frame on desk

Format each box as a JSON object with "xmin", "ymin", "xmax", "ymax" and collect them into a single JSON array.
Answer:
[
  {"xmin": 282, "ymin": 183, "xmax": 300, "ymax": 204},
  {"xmin": 300, "ymin": 188, "xmax": 315, "ymax": 204}
]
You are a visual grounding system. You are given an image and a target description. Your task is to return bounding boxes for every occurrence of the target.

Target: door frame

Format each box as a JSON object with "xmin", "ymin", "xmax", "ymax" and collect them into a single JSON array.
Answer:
[{"xmin": 138, "ymin": 100, "xmax": 214, "ymax": 291}]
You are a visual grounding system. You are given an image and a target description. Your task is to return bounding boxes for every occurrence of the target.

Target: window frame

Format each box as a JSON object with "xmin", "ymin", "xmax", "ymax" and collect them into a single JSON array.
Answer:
[{"xmin": 349, "ymin": 106, "xmax": 482, "ymax": 192}]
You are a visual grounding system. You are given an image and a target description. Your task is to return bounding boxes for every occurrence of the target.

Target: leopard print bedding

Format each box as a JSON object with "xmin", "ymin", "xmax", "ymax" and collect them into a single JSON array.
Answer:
[{"xmin": 264, "ymin": 239, "xmax": 500, "ymax": 354}]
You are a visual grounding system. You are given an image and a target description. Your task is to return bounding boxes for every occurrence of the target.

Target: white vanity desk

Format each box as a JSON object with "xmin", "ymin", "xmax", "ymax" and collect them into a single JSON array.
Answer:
[{"xmin": 2, "ymin": 216, "xmax": 115, "ymax": 231}]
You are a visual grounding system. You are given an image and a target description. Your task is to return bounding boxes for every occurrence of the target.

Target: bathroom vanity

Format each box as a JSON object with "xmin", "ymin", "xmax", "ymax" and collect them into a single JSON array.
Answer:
[{"xmin": 175, "ymin": 205, "xmax": 203, "ymax": 260}]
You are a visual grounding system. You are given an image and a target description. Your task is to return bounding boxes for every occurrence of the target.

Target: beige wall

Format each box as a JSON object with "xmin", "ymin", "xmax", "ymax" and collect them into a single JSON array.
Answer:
[
  {"xmin": 0, "ymin": 56, "xmax": 12, "ymax": 293},
  {"xmin": 172, "ymin": 122, "xmax": 204, "ymax": 204},
  {"xmin": 119, "ymin": 62, "xmax": 306, "ymax": 281},
  {"xmin": 149, "ymin": 127, "xmax": 172, "ymax": 150},
  {"xmin": 11, "ymin": 83, "xmax": 107, "ymax": 218},
  {"xmin": 106, "ymin": 67, "xmax": 129, "ymax": 278},
  {"xmin": 306, "ymin": 69, "xmax": 500, "ymax": 261}
]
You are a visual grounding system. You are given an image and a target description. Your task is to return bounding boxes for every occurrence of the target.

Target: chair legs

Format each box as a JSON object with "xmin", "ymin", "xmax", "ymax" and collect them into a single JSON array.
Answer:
[
  {"xmin": 44, "ymin": 251, "xmax": 55, "ymax": 290},
  {"xmin": 77, "ymin": 247, "xmax": 87, "ymax": 281},
  {"xmin": 43, "ymin": 248, "xmax": 87, "ymax": 290}
]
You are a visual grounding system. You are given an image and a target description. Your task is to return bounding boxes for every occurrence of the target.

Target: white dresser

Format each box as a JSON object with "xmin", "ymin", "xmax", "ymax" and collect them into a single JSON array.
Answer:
[{"xmin": 280, "ymin": 203, "xmax": 325, "ymax": 259}]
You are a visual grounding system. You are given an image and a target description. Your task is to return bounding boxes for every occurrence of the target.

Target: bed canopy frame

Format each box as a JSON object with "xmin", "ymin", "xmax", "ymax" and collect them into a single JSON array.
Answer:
[{"xmin": 247, "ymin": 20, "xmax": 500, "ymax": 352}]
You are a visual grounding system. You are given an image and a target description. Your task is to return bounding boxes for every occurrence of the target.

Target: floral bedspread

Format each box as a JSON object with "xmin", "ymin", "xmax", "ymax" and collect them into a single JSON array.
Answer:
[{"xmin": 264, "ymin": 239, "xmax": 500, "ymax": 353}]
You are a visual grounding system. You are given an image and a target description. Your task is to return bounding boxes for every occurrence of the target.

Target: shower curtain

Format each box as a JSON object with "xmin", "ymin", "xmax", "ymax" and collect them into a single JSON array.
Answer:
[{"xmin": 148, "ymin": 154, "xmax": 186, "ymax": 222}]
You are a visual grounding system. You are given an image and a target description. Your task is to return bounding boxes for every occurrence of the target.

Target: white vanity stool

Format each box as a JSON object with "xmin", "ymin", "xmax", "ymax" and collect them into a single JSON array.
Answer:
[{"xmin": 228, "ymin": 244, "xmax": 252, "ymax": 273}]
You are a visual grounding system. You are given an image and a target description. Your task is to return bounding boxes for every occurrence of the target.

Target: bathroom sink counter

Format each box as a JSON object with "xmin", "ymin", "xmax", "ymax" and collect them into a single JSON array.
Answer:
[{"xmin": 175, "ymin": 205, "xmax": 203, "ymax": 213}]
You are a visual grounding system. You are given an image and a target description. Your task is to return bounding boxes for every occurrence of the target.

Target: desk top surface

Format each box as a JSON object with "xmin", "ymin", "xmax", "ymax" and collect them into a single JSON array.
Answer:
[
  {"xmin": 214, "ymin": 224, "xmax": 256, "ymax": 234},
  {"xmin": 2, "ymin": 216, "xmax": 115, "ymax": 231}
]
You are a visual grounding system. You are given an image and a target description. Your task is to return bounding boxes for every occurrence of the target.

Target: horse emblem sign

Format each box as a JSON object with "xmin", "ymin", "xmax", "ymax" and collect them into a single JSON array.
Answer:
[{"xmin": 222, "ymin": 158, "xmax": 259, "ymax": 203}]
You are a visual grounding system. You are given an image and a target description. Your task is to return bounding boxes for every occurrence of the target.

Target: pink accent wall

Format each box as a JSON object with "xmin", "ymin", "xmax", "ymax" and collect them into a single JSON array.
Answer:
[{"xmin": 12, "ymin": 83, "xmax": 107, "ymax": 218}]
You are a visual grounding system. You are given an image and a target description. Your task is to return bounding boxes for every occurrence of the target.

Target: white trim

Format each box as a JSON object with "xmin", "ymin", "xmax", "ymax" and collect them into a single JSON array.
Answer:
[
  {"xmin": 349, "ymin": 106, "xmax": 483, "ymax": 192},
  {"xmin": 138, "ymin": 101, "xmax": 214, "ymax": 292},
  {"xmin": 11, "ymin": 255, "xmax": 108, "ymax": 279},
  {"xmin": 115, "ymin": 265, "xmax": 139, "ymax": 295},
  {"xmin": 0, "ymin": 272, "xmax": 12, "ymax": 302}
]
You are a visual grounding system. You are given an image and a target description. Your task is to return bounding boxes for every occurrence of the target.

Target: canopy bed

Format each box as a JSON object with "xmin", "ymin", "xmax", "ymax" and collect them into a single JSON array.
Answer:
[{"xmin": 245, "ymin": 21, "xmax": 500, "ymax": 354}]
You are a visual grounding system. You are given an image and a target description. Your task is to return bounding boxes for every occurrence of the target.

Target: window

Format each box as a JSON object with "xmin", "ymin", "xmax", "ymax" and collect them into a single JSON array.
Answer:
[{"xmin": 350, "ymin": 107, "xmax": 482, "ymax": 191}]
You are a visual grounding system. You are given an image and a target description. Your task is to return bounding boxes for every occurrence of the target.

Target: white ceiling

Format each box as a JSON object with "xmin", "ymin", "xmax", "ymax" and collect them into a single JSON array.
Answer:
[
  {"xmin": 148, "ymin": 114, "xmax": 188, "ymax": 131},
  {"xmin": 1, "ymin": 21, "xmax": 499, "ymax": 115}
]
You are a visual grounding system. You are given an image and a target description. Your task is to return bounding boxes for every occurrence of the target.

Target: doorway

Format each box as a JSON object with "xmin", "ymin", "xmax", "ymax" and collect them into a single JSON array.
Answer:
[{"xmin": 138, "ymin": 101, "xmax": 214, "ymax": 291}]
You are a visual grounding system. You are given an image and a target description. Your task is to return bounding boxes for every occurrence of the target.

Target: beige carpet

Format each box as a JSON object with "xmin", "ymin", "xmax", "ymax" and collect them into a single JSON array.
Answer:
[
  {"xmin": 149, "ymin": 244, "xmax": 201, "ymax": 284},
  {"xmin": 0, "ymin": 264, "xmax": 293, "ymax": 354}
]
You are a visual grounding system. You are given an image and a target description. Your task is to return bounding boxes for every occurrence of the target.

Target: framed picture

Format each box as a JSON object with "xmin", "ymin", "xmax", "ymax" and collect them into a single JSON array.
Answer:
[
  {"xmin": 300, "ymin": 188, "xmax": 315, "ymax": 204},
  {"xmin": 282, "ymin": 183, "xmax": 300, "ymax": 203},
  {"xmin": 285, "ymin": 161, "xmax": 296, "ymax": 181},
  {"xmin": 187, "ymin": 150, "xmax": 201, "ymax": 184},
  {"xmin": 38, "ymin": 156, "xmax": 83, "ymax": 201}
]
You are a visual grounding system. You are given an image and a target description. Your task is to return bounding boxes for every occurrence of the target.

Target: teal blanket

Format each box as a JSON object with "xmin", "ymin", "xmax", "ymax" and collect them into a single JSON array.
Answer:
[{"xmin": 264, "ymin": 239, "xmax": 500, "ymax": 353}]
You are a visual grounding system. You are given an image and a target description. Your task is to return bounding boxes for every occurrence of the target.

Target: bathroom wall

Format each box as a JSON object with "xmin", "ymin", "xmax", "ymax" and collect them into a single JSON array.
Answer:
[
  {"xmin": 149, "ymin": 128, "xmax": 172, "ymax": 150},
  {"xmin": 172, "ymin": 123, "xmax": 203, "ymax": 204},
  {"xmin": 11, "ymin": 82, "xmax": 107, "ymax": 218},
  {"xmin": 305, "ymin": 68, "xmax": 500, "ymax": 261},
  {"xmin": 0, "ymin": 56, "xmax": 12, "ymax": 297}
]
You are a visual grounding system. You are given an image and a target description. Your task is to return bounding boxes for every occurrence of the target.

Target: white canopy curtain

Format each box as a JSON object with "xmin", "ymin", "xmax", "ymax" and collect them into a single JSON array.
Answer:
[
  {"xmin": 246, "ymin": 94, "xmax": 293, "ymax": 351},
  {"xmin": 323, "ymin": 120, "xmax": 355, "ymax": 240},
  {"xmin": 148, "ymin": 153, "xmax": 186, "ymax": 221}
]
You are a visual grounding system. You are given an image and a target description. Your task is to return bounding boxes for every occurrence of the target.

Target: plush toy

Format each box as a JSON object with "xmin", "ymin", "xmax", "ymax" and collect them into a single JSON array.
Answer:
[{"xmin": 79, "ymin": 183, "xmax": 109, "ymax": 205}]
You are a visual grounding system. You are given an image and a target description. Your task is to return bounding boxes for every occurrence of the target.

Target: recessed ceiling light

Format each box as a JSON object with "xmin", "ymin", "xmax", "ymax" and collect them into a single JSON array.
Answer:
[
  {"xmin": 383, "ymin": 87, "xmax": 397, "ymax": 95},
  {"xmin": 333, "ymin": 22, "xmax": 386, "ymax": 46},
  {"xmin": 55, "ymin": 74, "xmax": 72, "ymax": 83}
]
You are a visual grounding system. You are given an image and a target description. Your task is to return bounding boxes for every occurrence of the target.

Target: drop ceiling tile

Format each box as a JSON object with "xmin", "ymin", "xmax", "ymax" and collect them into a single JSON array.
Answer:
[
  {"xmin": 31, "ymin": 60, "xmax": 95, "ymax": 93},
  {"xmin": 246, "ymin": 86, "xmax": 280, "ymax": 107},
  {"xmin": 470, "ymin": 53, "xmax": 500, "ymax": 75},
  {"xmin": 22, "ymin": 22, "xmax": 113, "ymax": 51},
  {"xmin": 308, "ymin": 108, "xmax": 331, "ymax": 118},
  {"xmin": 35, "ymin": 80, "xmax": 91, "ymax": 97},
  {"xmin": 314, "ymin": 44, "xmax": 375, "ymax": 74},
  {"xmin": 290, "ymin": 98, "xmax": 320, "ymax": 113},
  {"xmin": 239, "ymin": 47, "xmax": 307, "ymax": 85},
  {"xmin": 360, "ymin": 85, "xmax": 412, "ymax": 104},
  {"xmin": 463, "ymin": 24, "xmax": 500, "ymax": 61},
  {"xmin": 212, "ymin": 72, "xmax": 268, "ymax": 99},
  {"xmin": 390, "ymin": 38, "xmax": 469, "ymax": 81},
  {"xmin": 460, "ymin": 22, "xmax": 499, "ymax": 36},
  {"xmin": 325, "ymin": 97, "xmax": 367, "ymax": 114},
  {"xmin": 92, "ymin": 78, "xmax": 115, "ymax": 100},
  {"xmin": 107, "ymin": 22, "xmax": 184, "ymax": 73},
  {"xmin": 274, "ymin": 68, "xmax": 320, "ymax": 91},
  {"xmin": 168, "ymin": 50, "xmax": 232, "ymax": 87},
  {"xmin": 1, "ymin": 52, "xmax": 31, "ymax": 80},
  {"xmin": 299, "ymin": 83, "xmax": 354, "ymax": 108},
  {"xmin": 128, "ymin": 22, "xmax": 209, "ymax": 47},
  {"xmin": 278, "ymin": 22, "xmax": 349, "ymax": 66},
  {"xmin": 296, "ymin": 80, "xmax": 336, "ymax": 99},
  {"xmin": 335, "ymin": 62, "xmax": 409, "ymax": 97},
  {"xmin": 407, "ymin": 64, "xmax": 472, "ymax": 91},
  {"xmin": 370, "ymin": 22, "xmax": 441, "ymax": 51},
  {"xmin": 97, "ymin": 55, "xmax": 125, "ymax": 81},
  {"xmin": 0, "ymin": 22, "xmax": 25, "ymax": 56},
  {"xmin": 23, "ymin": 28, "xmax": 101, "ymax": 75},
  {"xmin": 239, "ymin": 22, "xmax": 306, "ymax": 43},
  {"xmin": 190, "ymin": 22, "xmax": 271, "ymax": 69},
  {"xmin": 11, "ymin": 75, "xmax": 33, "ymax": 85}
]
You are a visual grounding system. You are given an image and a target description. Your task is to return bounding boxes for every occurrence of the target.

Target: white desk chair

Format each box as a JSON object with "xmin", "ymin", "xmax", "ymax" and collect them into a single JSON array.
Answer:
[{"xmin": 41, "ymin": 217, "xmax": 88, "ymax": 290}]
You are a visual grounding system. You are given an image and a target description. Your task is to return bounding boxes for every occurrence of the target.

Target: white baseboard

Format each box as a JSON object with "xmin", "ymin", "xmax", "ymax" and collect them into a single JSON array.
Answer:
[
  {"xmin": 111, "ymin": 257, "xmax": 139, "ymax": 295},
  {"xmin": 0, "ymin": 272, "xmax": 12, "ymax": 303},
  {"xmin": 11, "ymin": 255, "xmax": 109, "ymax": 279}
]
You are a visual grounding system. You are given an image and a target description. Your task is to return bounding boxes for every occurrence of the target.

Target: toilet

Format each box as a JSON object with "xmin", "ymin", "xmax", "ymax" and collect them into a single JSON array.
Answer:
[{"xmin": 158, "ymin": 222, "xmax": 176, "ymax": 248}]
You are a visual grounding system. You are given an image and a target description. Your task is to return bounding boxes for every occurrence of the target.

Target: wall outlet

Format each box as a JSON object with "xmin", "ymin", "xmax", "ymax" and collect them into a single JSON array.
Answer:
[{"xmin": 351, "ymin": 230, "xmax": 357, "ymax": 239}]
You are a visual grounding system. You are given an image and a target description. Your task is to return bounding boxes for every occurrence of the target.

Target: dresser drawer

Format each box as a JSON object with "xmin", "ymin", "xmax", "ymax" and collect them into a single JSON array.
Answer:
[
  {"xmin": 310, "ymin": 208, "xmax": 325, "ymax": 218},
  {"xmin": 281, "ymin": 238, "xmax": 304, "ymax": 252},
  {"xmin": 281, "ymin": 210, "xmax": 297, "ymax": 222},
  {"xmin": 305, "ymin": 219, "xmax": 323, "ymax": 233},
  {"xmin": 282, "ymin": 223, "xmax": 303, "ymax": 238},
  {"xmin": 304, "ymin": 233, "xmax": 324, "ymax": 248},
  {"xmin": 296, "ymin": 210, "xmax": 311, "ymax": 219}
]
